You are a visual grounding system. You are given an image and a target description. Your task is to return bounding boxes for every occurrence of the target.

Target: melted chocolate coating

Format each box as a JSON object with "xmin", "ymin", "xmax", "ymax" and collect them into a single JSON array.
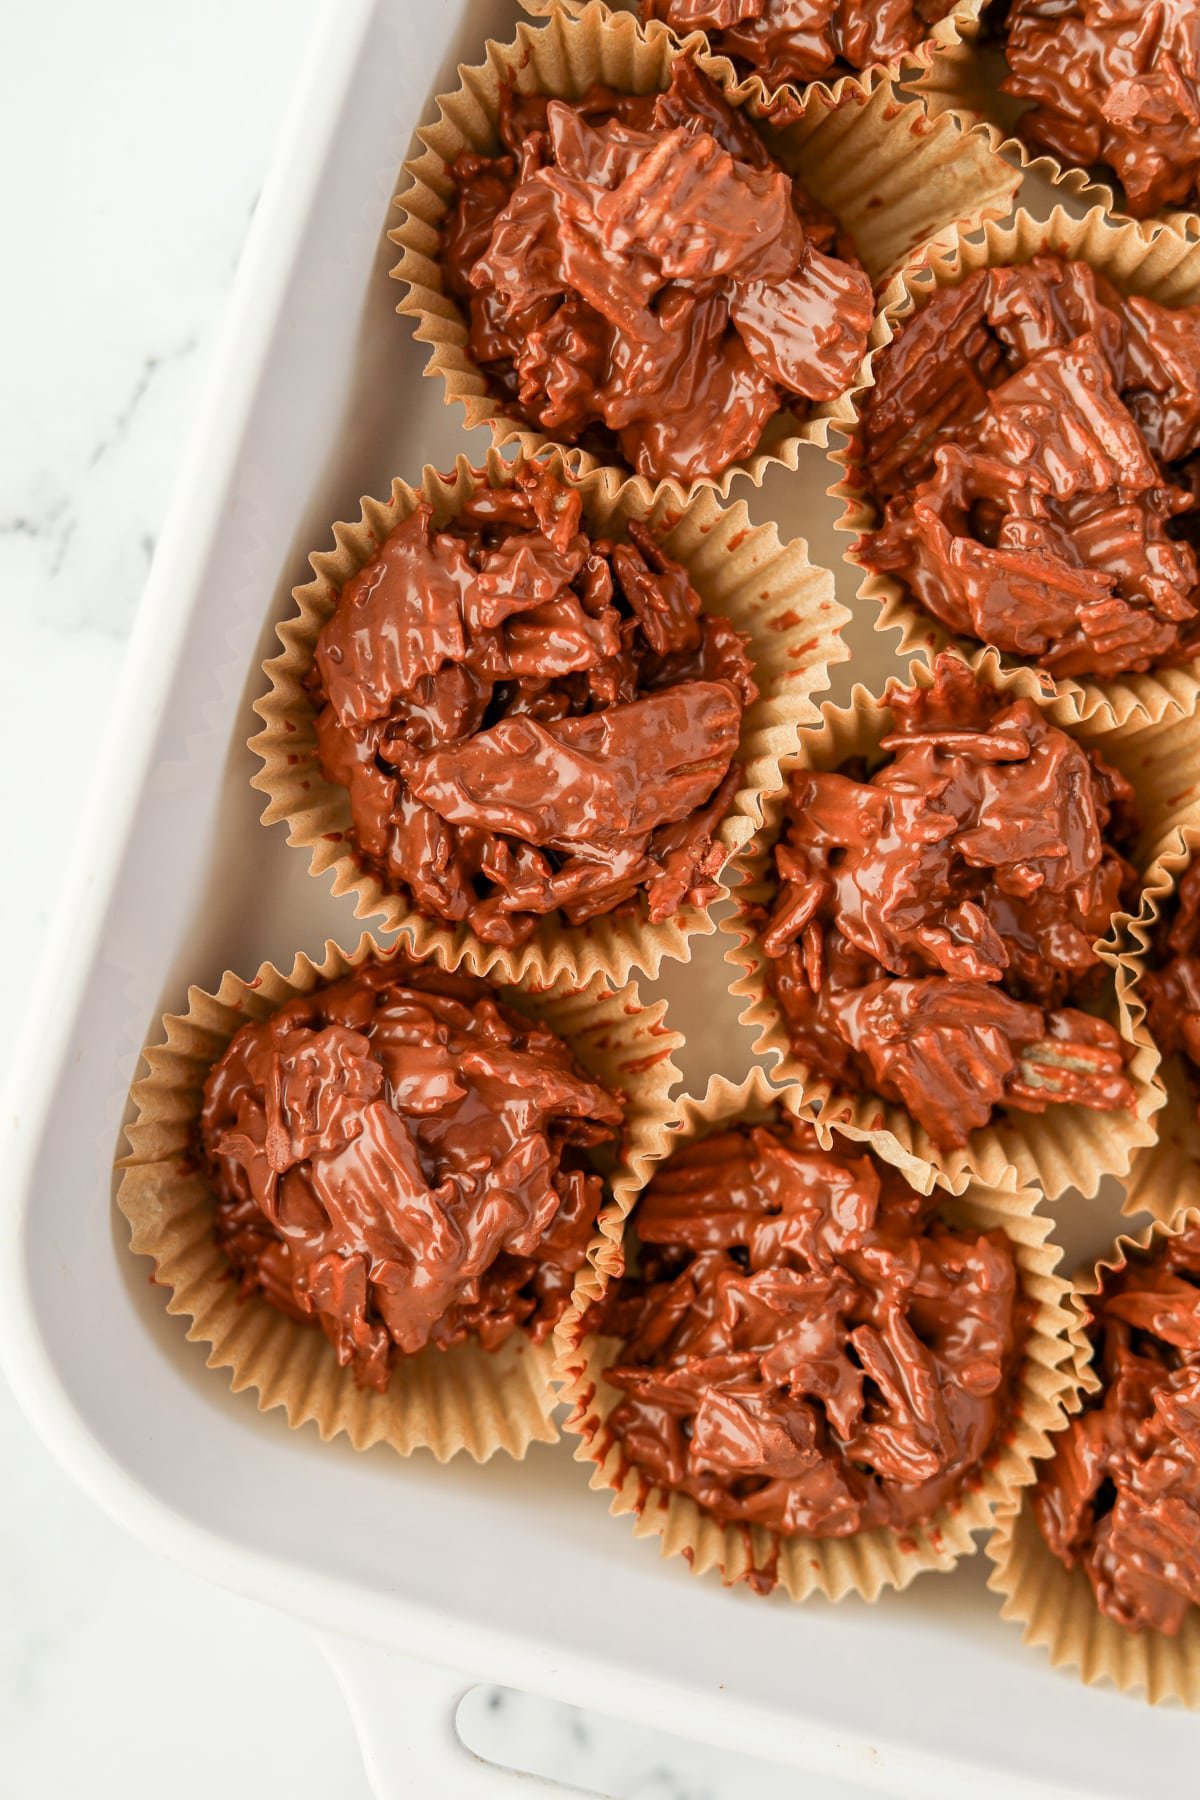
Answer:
[
  {"xmin": 199, "ymin": 957, "xmax": 624, "ymax": 1392},
  {"xmin": 1143, "ymin": 853, "xmax": 1200, "ymax": 1104},
  {"xmin": 601, "ymin": 1113, "xmax": 1025, "ymax": 1537},
  {"xmin": 440, "ymin": 59, "xmax": 872, "ymax": 482},
  {"xmin": 644, "ymin": 0, "xmax": 959, "ymax": 85},
  {"xmin": 1001, "ymin": 1, "xmax": 1200, "ymax": 219},
  {"xmin": 1036, "ymin": 1225, "xmax": 1200, "ymax": 1636},
  {"xmin": 754, "ymin": 655, "xmax": 1140, "ymax": 1149},
  {"xmin": 309, "ymin": 462, "xmax": 757, "ymax": 948},
  {"xmin": 862, "ymin": 256, "xmax": 1200, "ymax": 678}
]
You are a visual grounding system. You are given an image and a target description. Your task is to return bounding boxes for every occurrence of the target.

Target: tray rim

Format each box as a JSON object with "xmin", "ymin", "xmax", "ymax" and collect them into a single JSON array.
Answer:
[{"xmin": 0, "ymin": 4, "xmax": 1191, "ymax": 1794}]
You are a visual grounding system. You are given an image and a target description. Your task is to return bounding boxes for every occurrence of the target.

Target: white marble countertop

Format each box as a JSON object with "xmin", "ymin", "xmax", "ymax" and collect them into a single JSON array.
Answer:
[{"xmin": 0, "ymin": 3, "xmax": 859, "ymax": 1794}]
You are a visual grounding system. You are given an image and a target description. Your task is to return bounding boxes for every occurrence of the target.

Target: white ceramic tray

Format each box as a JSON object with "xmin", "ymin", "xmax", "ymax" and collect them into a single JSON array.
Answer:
[{"xmin": 5, "ymin": 2, "xmax": 1200, "ymax": 1794}]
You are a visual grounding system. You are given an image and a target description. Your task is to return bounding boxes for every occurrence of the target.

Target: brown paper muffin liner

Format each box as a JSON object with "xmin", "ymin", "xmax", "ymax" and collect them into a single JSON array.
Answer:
[
  {"xmin": 249, "ymin": 446, "xmax": 848, "ymax": 988},
  {"xmin": 830, "ymin": 204, "xmax": 1200, "ymax": 731},
  {"xmin": 516, "ymin": 0, "xmax": 988, "ymax": 124},
  {"xmin": 1119, "ymin": 816, "xmax": 1200, "ymax": 1224},
  {"xmin": 720, "ymin": 650, "xmax": 1197, "ymax": 1200},
  {"xmin": 389, "ymin": 2, "xmax": 1019, "ymax": 504},
  {"xmin": 556, "ymin": 1065, "xmax": 1081, "ymax": 1600},
  {"xmin": 911, "ymin": 33, "xmax": 1200, "ymax": 239},
  {"xmin": 987, "ymin": 1209, "xmax": 1200, "ymax": 1705},
  {"xmin": 115, "ymin": 932, "xmax": 682, "ymax": 1463}
]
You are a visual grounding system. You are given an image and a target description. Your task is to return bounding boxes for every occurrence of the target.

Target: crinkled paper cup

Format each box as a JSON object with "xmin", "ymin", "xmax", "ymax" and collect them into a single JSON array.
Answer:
[
  {"xmin": 832, "ymin": 205, "xmax": 1200, "ymax": 730},
  {"xmin": 1121, "ymin": 815, "xmax": 1200, "ymax": 1224},
  {"xmin": 389, "ymin": 2, "xmax": 1019, "ymax": 503},
  {"xmin": 911, "ymin": 31, "xmax": 1200, "ymax": 237},
  {"xmin": 250, "ymin": 446, "xmax": 848, "ymax": 987},
  {"xmin": 518, "ymin": 0, "xmax": 988, "ymax": 125},
  {"xmin": 557, "ymin": 1065, "xmax": 1081, "ymax": 1600},
  {"xmin": 116, "ymin": 933, "xmax": 681, "ymax": 1463},
  {"xmin": 987, "ymin": 1209, "xmax": 1200, "ymax": 1705},
  {"xmin": 721, "ymin": 650, "xmax": 1195, "ymax": 1200}
]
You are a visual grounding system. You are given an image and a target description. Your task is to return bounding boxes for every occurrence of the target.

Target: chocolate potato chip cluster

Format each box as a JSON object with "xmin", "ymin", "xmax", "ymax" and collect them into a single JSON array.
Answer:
[
  {"xmin": 754, "ymin": 657, "xmax": 1139, "ymax": 1149},
  {"xmin": 441, "ymin": 57, "xmax": 873, "ymax": 483},
  {"xmin": 643, "ymin": 0, "xmax": 962, "ymax": 86},
  {"xmin": 1035, "ymin": 1225, "xmax": 1200, "ymax": 1637},
  {"xmin": 600, "ymin": 1112, "xmax": 1025, "ymax": 1536},
  {"xmin": 309, "ymin": 461, "xmax": 757, "ymax": 948},
  {"xmin": 862, "ymin": 256, "xmax": 1200, "ymax": 679},
  {"xmin": 200, "ymin": 957, "xmax": 624, "ymax": 1392},
  {"xmin": 1001, "ymin": 0, "xmax": 1200, "ymax": 220}
]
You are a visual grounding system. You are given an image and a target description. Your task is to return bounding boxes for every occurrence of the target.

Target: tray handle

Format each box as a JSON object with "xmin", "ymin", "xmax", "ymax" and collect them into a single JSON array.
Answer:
[{"xmin": 317, "ymin": 1630, "xmax": 578, "ymax": 1797}]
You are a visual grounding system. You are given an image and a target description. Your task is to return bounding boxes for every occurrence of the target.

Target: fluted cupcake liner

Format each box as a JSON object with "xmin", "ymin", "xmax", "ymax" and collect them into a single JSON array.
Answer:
[
  {"xmin": 720, "ymin": 650, "xmax": 1199, "ymax": 1199},
  {"xmin": 1119, "ymin": 817, "xmax": 1200, "ymax": 1225},
  {"xmin": 830, "ymin": 204, "xmax": 1200, "ymax": 730},
  {"xmin": 250, "ymin": 446, "xmax": 847, "ymax": 987},
  {"xmin": 987, "ymin": 1209, "xmax": 1200, "ymax": 1706},
  {"xmin": 557, "ymin": 1065, "xmax": 1081, "ymax": 1601},
  {"xmin": 389, "ymin": 1, "xmax": 1019, "ymax": 504},
  {"xmin": 116, "ymin": 933, "xmax": 681, "ymax": 1463},
  {"xmin": 910, "ymin": 32, "xmax": 1200, "ymax": 239},
  {"xmin": 517, "ymin": 0, "xmax": 988, "ymax": 125}
]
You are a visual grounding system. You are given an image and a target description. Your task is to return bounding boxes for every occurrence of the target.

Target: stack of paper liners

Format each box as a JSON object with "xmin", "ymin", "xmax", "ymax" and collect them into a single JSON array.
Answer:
[
  {"xmin": 388, "ymin": 2, "xmax": 1019, "ymax": 504},
  {"xmin": 987, "ymin": 1209, "xmax": 1200, "ymax": 1706},
  {"xmin": 910, "ymin": 29, "xmax": 1200, "ymax": 237},
  {"xmin": 556, "ymin": 1065, "xmax": 1082, "ymax": 1601},
  {"xmin": 721, "ymin": 649, "xmax": 1200, "ymax": 1200},
  {"xmin": 831, "ymin": 204, "xmax": 1200, "ymax": 732},
  {"xmin": 515, "ymin": 0, "xmax": 988, "ymax": 125},
  {"xmin": 115, "ymin": 934, "xmax": 681, "ymax": 1463},
  {"xmin": 250, "ymin": 447, "xmax": 849, "ymax": 987}
]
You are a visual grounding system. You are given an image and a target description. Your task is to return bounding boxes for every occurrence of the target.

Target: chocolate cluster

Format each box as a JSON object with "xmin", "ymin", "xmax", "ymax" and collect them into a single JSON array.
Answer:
[
  {"xmin": 310, "ymin": 463, "xmax": 757, "ymax": 948},
  {"xmin": 601, "ymin": 1113, "xmax": 1024, "ymax": 1537},
  {"xmin": 644, "ymin": 0, "xmax": 960, "ymax": 86},
  {"xmin": 755, "ymin": 656, "xmax": 1139, "ymax": 1149},
  {"xmin": 440, "ymin": 59, "xmax": 872, "ymax": 482},
  {"xmin": 1036, "ymin": 1225, "xmax": 1200, "ymax": 1636},
  {"xmin": 200, "ymin": 957, "xmax": 623, "ymax": 1392},
  {"xmin": 1002, "ymin": 1, "xmax": 1200, "ymax": 220},
  {"xmin": 862, "ymin": 256, "xmax": 1200, "ymax": 679}
]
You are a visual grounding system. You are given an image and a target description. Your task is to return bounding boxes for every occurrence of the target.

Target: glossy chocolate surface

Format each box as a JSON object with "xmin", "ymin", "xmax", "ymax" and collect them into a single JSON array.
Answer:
[
  {"xmin": 1002, "ymin": 0, "xmax": 1200, "ymax": 218},
  {"xmin": 601, "ymin": 1112, "xmax": 1024, "ymax": 1537},
  {"xmin": 1036, "ymin": 1225, "xmax": 1200, "ymax": 1636},
  {"xmin": 310, "ymin": 463, "xmax": 756, "ymax": 947},
  {"xmin": 441, "ymin": 59, "xmax": 872, "ymax": 482},
  {"xmin": 199, "ymin": 956, "xmax": 623, "ymax": 1392},
  {"xmin": 862, "ymin": 257, "xmax": 1200, "ymax": 678},
  {"xmin": 645, "ymin": 0, "xmax": 959, "ymax": 84},
  {"xmin": 755, "ymin": 656, "xmax": 1139, "ymax": 1149}
]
